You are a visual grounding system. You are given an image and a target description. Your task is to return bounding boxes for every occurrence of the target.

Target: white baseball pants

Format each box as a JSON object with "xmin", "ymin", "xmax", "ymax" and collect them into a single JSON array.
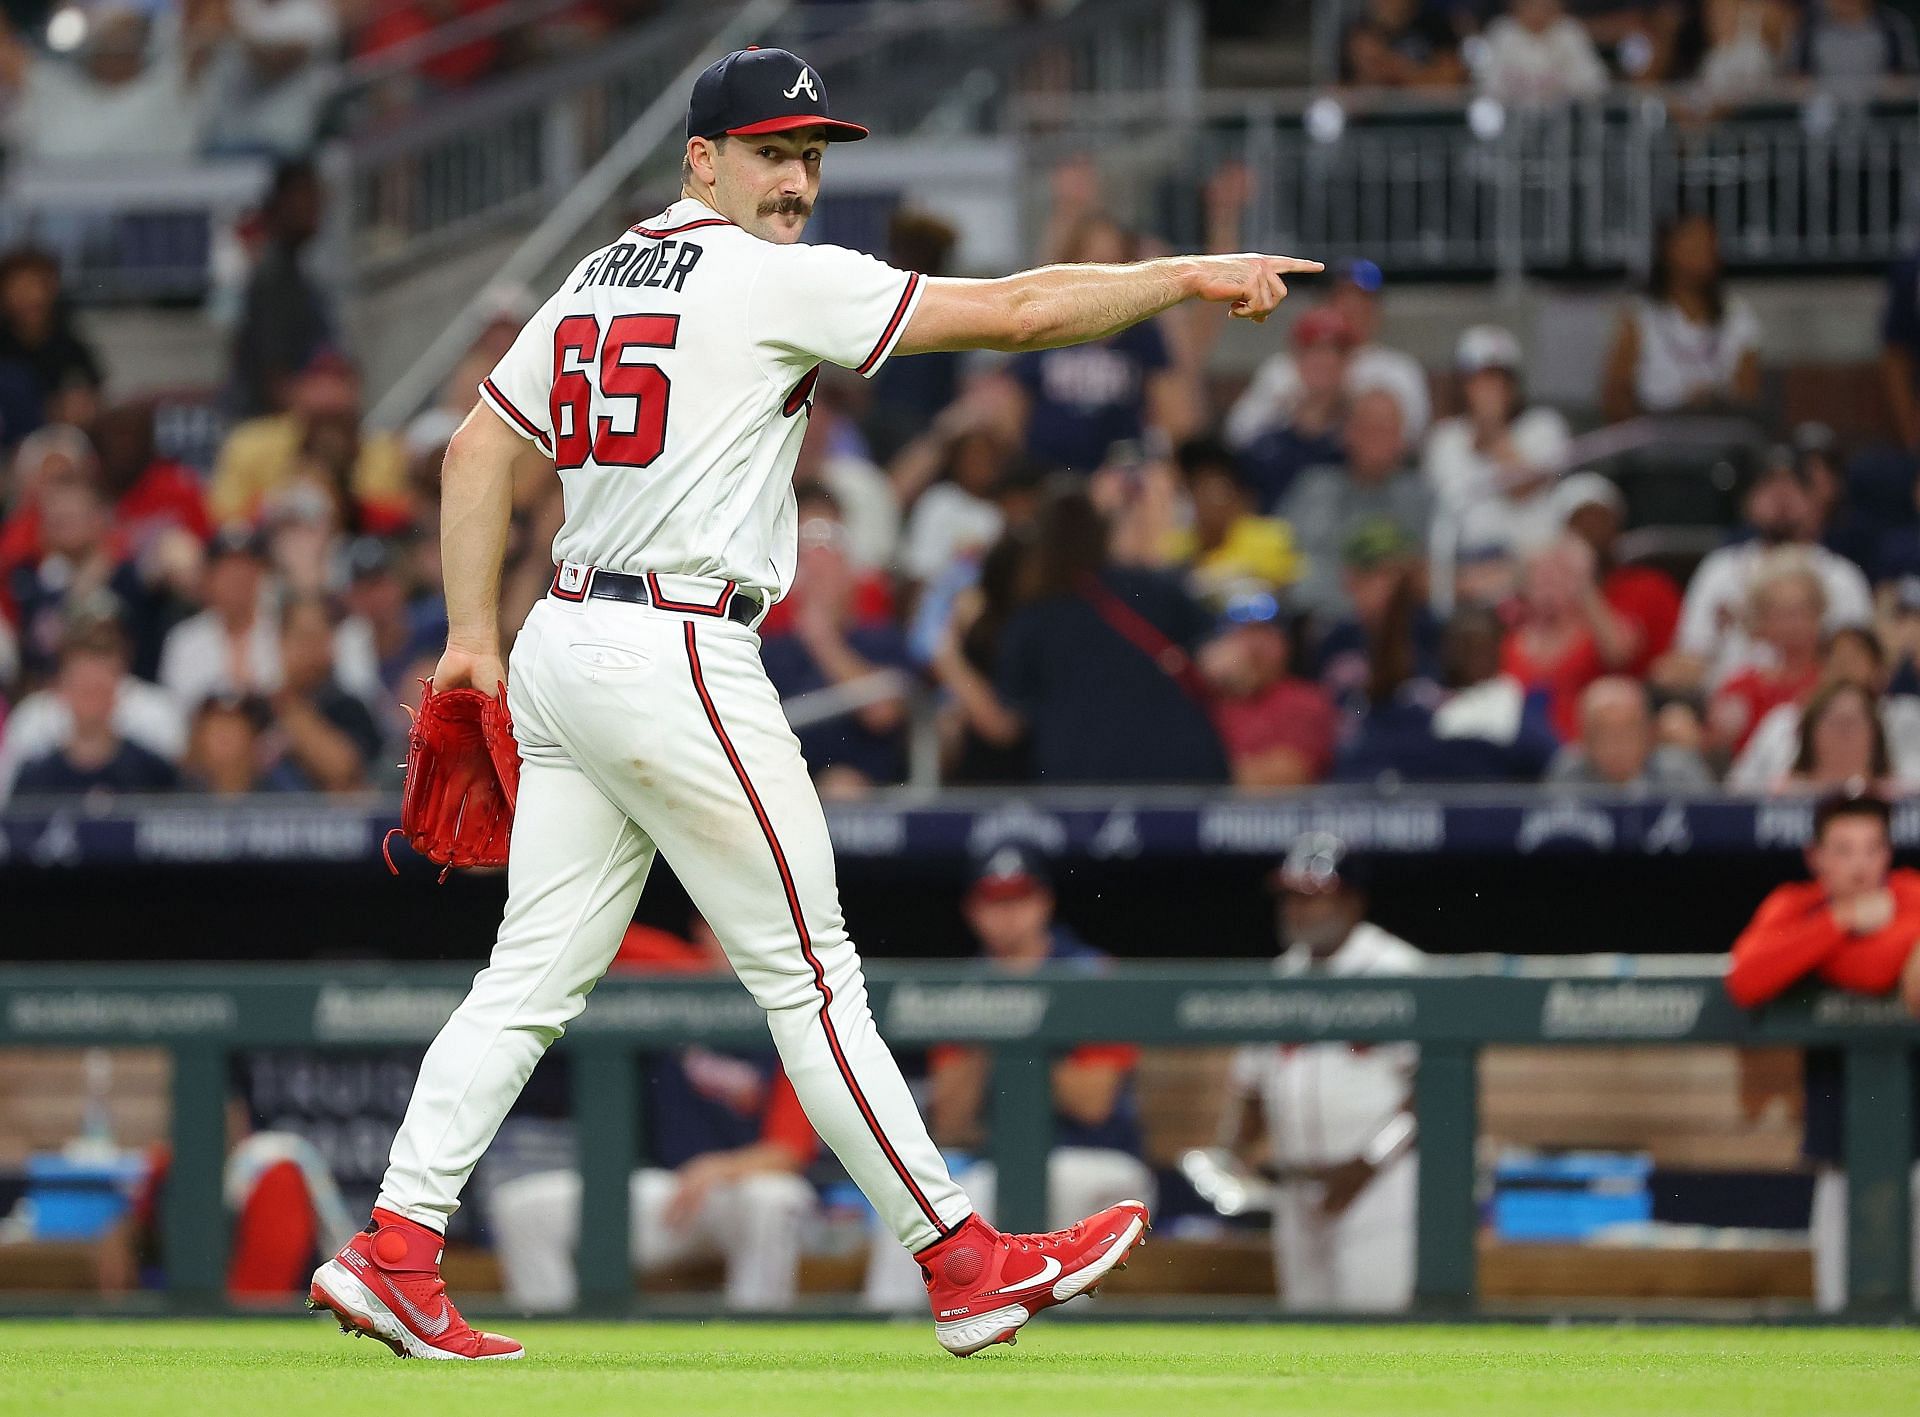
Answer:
[
  {"xmin": 376, "ymin": 585, "xmax": 972, "ymax": 1252},
  {"xmin": 489, "ymin": 1166, "xmax": 813, "ymax": 1310},
  {"xmin": 862, "ymin": 1147, "xmax": 1156, "ymax": 1309},
  {"xmin": 1271, "ymin": 1153, "xmax": 1417, "ymax": 1311}
]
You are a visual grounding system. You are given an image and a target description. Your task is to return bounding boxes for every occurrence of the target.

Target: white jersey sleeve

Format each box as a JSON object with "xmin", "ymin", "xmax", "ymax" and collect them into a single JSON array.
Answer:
[
  {"xmin": 477, "ymin": 294, "xmax": 563, "ymax": 456},
  {"xmin": 749, "ymin": 241, "xmax": 924, "ymax": 379}
]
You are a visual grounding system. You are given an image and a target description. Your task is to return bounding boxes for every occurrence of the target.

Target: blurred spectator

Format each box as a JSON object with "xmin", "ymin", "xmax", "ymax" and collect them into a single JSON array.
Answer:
[
  {"xmin": 998, "ymin": 216, "xmax": 1195, "ymax": 473},
  {"xmin": 1878, "ymin": 241, "xmax": 1920, "ymax": 456},
  {"xmin": 1731, "ymin": 626, "xmax": 1920, "ymax": 790},
  {"xmin": 1164, "ymin": 437, "xmax": 1302, "ymax": 606},
  {"xmin": 791, "ymin": 394, "xmax": 897, "ymax": 573},
  {"xmin": 894, "ymin": 412, "xmax": 1013, "ymax": 588},
  {"xmin": 1602, "ymin": 213, "xmax": 1762, "ymax": 422},
  {"xmin": 1574, "ymin": 0, "xmax": 1693, "ymax": 82},
  {"xmin": 1198, "ymin": 590, "xmax": 1337, "ymax": 788},
  {"xmin": 492, "ymin": 917, "xmax": 816, "ymax": 1312},
  {"xmin": 1781, "ymin": 678, "xmax": 1895, "ymax": 794},
  {"xmin": 1424, "ymin": 325, "xmax": 1572, "ymax": 566},
  {"xmin": 1725, "ymin": 792, "xmax": 1920, "ymax": 1312},
  {"xmin": 229, "ymin": 162, "xmax": 338, "ymax": 420},
  {"xmin": 12, "ymin": 619, "xmax": 178, "ymax": 797},
  {"xmin": 1663, "ymin": 461, "xmax": 1872, "ymax": 691},
  {"xmin": 7, "ymin": 472, "xmax": 160, "ymax": 685},
  {"xmin": 179, "ymin": 693, "xmax": 275, "ymax": 794},
  {"xmin": 1696, "ymin": 0, "xmax": 1790, "ymax": 106},
  {"xmin": 1279, "ymin": 389, "xmax": 1433, "ymax": 618},
  {"xmin": 759, "ymin": 490, "xmax": 912, "ymax": 798},
  {"xmin": 928, "ymin": 534, "xmax": 1033, "ymax": 785},
  {"xmin": 1343, "ymin": 0, "xmax": 1467, "ymax": 85},
  {"xmin": 1501, "ymin": 535, "xmax": 1633, "ymax": 742},
  {"xmin": 1477, "ymin": 0, "xmax": 1610, "ymax": 105},
  {"xmin": 0, "ymin": 247, "xmax": 103, "ymax": 446},
  {"xmin": 0, "ymin": 603, "xmax": 184, "ymax": 797},
  {"xmin": 1231, "ymin": 307, "xmax": 1353, "ymax": 513},
  {"xmin": 94, "ymin": 400, "xmax": 213, "ymax": 551},
  {"xmin": 1311, "ymin": 521, "xmax": 1442, "ymax": 720},
  {"xmin": 267, "ymin": 595, "xmax": 380, "ymax": 792},
  {"xmin": 0, "ymin": 5, "xmax": 221, "ymax": 161},
  {"xmin": 863, "ymin": 209, "xmax": 963, "ymax": 461},
  {"xmin": 210, "ymin": 355, "xmax": 408, "ymax": 530},
  {"xmin": 1336, "ymin": 599, "xmax": 1557, "ymax": 784},
  {"xmin": 158, "ymin": 525, "xmax": 280, "ymax": 706},
  {"xmin": 1559, "ymin": 471, "xmax": 1681, "ymax": 676},
  {"xmin": 989, "ymin": 481, "xmax": 1227, "ymax": 784},
  {"xmin": 335, "ymin": 536, "xmax": 443, "ymax": 710},
  {"xmin": 1228, "ymin": 259, "xmax": 1430, "ymax": 456},
  {"xmin": 1546, "ymin": 676, "xmax": 1714, "ymax": 788},
  {"xmin": 1789, "ymin": 0, "xmax": 1919, "ymax": 79},
  {"xmin": 864, "ymin": 843, "xmax": 1152, "ymax": 1310},
  {"xmin": 1221, "ymin": 833, "xmax": 1423, "ymax": 1312},
  {"xmin": 1707, "ymin": 556, "xmax": 1826, "ymax": 754},
  {"xmin": 202, "ymin": 0, "xmax": 341, "ymax": 156},
  {"xmin": 352, "ymin": 0, "xmax": 505, "ymax": 94}
]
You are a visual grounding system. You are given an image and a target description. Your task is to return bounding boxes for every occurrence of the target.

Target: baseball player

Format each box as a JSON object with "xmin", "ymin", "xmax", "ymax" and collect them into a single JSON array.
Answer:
[
  {"xmin": 1218, "ymin": 833, "xmax": 1425, "ymax": 1310},
  {"xmin": 307, "ymin": 44, "xmax": 1315, "ymax": 1360}
]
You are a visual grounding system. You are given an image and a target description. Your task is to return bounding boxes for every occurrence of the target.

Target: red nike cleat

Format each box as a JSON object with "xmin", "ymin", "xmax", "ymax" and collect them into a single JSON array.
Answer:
[
  {"xmin": 308, "ymin": 1209, "xmax": 523, "ymax": 1360},
  {"xmin": 916, "ymin": 1200, "xmax": 1149, "ymax": 1357}
]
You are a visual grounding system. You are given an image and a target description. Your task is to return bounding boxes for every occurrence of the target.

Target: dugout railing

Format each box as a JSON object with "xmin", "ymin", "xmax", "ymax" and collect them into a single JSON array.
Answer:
[{"xmin": 0, "ymin": 963, "xmax": 1913, "ymax": 1317}]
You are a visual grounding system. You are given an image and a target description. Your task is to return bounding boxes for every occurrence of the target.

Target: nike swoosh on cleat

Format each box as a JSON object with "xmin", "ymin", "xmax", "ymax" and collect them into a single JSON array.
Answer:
[
  {"xmin": 384, "ymin": 1281, "xmax": 452, "ymax": 1337},
  {"xmin": 983, "ymin": 1256, "xmax": 1063, "ymax": 1295}
]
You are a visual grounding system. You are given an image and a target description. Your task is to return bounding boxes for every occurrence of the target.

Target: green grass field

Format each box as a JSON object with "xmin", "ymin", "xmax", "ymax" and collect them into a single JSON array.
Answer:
[{"xmin": 0, "ymin": 1320, "xmax": 1915, "ymax": 1417}]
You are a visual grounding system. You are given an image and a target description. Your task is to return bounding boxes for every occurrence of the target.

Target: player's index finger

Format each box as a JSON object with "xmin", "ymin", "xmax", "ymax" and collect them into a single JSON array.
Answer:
[{"xmin": 1265, "ymin": 256, "xmax": 1325, "ymax": 273}]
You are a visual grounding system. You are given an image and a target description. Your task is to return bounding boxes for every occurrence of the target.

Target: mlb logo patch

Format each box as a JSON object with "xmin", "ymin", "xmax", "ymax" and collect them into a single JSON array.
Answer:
[{"xmin": 553, "ymin": 563, "xmax": 593, "ymax": 601}]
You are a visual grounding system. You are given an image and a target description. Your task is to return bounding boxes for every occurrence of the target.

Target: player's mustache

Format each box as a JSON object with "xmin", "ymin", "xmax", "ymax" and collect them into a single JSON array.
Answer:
[{"xmin": 759, "ymin": 196, "xmax": 812, "ymax": 218}]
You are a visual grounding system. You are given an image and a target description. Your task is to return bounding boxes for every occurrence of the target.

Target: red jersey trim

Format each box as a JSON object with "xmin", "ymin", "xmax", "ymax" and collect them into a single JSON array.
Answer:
[{"xmin": 856, "ymin": 271, "xmax": 921, "ymax": 377}]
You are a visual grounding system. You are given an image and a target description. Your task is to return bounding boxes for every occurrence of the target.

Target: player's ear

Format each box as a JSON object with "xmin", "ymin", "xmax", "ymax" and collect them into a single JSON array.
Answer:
[{"xmin": 686, "ymin": 135, "xmax": 724, "ymax": 187}]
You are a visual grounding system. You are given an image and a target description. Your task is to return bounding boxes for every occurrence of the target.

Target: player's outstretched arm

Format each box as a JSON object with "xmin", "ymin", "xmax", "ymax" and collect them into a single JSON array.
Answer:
[
  {"xmin": 894, "ymin": 252, "xmax": 1322, "ymax": 358},
  {"xmin": 434, "ymin": 401, "xmax": 522, "ymax": 694}
]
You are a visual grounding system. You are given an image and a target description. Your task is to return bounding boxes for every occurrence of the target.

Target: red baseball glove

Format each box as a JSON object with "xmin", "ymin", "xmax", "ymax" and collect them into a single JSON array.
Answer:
[{"xmin": 383, "ymin": 681, "xmax": 521, "ymax": 880}]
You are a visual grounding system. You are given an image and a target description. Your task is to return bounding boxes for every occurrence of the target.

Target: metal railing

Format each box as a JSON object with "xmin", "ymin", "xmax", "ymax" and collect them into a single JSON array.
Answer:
[{"xmin": 1012, "ymin": 85, "xmax": 1920, "ymax": 278}]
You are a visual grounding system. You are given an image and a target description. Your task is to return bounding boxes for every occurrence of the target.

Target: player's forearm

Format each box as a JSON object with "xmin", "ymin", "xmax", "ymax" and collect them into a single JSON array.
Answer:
[
  {"xmin": 1726, "ymin": 912, "xmax": 1849, "ymax": 1007},
  {"xmin": 993, "ymin": 258, "xmax": 1200, "ymax": 353},
  {"xmin": 440, "ymin": 404, "xmax": 520, "ymax": 653}
]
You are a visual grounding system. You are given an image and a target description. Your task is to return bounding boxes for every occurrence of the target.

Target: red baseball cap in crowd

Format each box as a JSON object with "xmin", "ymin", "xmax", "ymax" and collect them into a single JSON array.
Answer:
[
  {"xmin": 686, "ymin": 47, "xmax": 869, "ymax": 143},
  {"xmin": 1291, "ymin": 307, "xmax": 1357, "ymax": 351}
]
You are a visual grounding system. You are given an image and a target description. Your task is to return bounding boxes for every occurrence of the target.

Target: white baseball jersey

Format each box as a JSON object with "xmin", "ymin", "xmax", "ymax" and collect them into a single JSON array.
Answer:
[
  {"xmin": 1231, "ymin": 922, "xmax": 1425, "ymax": 1168},
  {"xmin": 476, "ymin": 196, "xmax": 925, "ymax": 599}
]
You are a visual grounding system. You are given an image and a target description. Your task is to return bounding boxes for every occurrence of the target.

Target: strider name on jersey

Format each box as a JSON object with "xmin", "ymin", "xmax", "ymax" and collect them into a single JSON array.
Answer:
[{"xmin": 477, "ymin": 196, "xmax": 924, "ymax": 600}]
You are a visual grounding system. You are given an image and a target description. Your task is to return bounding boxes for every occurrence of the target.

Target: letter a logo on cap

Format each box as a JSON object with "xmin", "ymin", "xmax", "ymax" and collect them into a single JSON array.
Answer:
[{"xmin": 783, "ymin": 65, "xmax": 819, "ymax": 101}]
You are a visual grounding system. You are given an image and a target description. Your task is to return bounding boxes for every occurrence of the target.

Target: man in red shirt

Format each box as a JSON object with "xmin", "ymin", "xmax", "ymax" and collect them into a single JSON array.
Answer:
[
  {"xmin": 1560, "ymin": 471, "xmax": 1679, "ymax": 678},
  {"xmin": 1725, "ymin": 791, "xmax": 1920, "ymax": 1310},
  {"xmin": 1709, "ymin": 558, "xmax": 1827, "ymax": 757},
  {"xmin": 1199, "ymin": 590, "xmax": 1337, "ymax": 787}
]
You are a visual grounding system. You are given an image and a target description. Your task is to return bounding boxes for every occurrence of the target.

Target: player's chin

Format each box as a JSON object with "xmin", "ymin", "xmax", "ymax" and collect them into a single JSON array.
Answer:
[{"xmin": 761, "ymin": 212, "xmax": 811, "ymax": 244}]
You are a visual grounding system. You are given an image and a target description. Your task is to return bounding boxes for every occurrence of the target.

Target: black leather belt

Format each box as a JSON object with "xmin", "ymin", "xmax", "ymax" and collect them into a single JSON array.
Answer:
[{"xmin": 549, "ymin": 566, "xmax": 762, "ymax": 626}]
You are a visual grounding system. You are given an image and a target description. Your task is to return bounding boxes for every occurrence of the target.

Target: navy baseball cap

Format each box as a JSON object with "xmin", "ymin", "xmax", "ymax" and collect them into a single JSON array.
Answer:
[
  {"xmin": 1273, "ymin": 831, "xmax": 1373, "ymax": 896},
  {"xmin": 968, "ymin": 843, "xmax": 1052, "ymax": 902},
  {"xmin": 686, "ymin": 47, "xmax": 869, "ymax": 144}
]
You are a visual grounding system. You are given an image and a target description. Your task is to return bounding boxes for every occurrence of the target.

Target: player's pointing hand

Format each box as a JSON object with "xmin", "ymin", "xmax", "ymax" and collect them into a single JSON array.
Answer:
[{"xmin": 1191, "ymin": 253, "xmax": 1324, "ymax": 323}]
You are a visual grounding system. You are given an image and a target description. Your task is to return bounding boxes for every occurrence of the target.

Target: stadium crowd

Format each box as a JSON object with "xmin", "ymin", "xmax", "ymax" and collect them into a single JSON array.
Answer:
[
  {"xmin": 1335, "ymin": 0, "xmax": 1920, "ymax": 101},
  {"xmin": 6, "ymin": 143, "xmax": 1920, "ymax": 802}
]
